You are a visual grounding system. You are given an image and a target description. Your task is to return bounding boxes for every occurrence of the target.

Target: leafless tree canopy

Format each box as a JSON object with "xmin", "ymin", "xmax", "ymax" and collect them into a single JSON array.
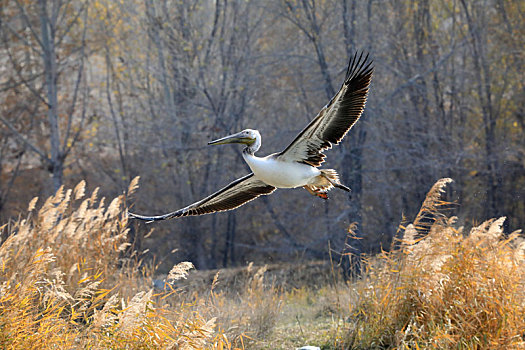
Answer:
[{"xmin": 1, "ymin": 0, "xmax": 523, "ymax": 270}]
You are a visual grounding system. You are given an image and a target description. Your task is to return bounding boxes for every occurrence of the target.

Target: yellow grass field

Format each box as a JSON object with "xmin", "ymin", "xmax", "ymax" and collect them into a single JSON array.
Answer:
[{"xmin": 1, "ymin": 178, "xmax": 523, "ymax": 349}]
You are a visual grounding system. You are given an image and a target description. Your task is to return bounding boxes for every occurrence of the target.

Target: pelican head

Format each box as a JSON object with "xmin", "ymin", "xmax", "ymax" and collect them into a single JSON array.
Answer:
[{"xmin": 208, "ymin": 129, "xmax": 261, "ymax": 153}]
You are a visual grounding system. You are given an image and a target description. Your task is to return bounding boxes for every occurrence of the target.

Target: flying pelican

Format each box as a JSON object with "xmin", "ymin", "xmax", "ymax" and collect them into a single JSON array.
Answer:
[{"xmin": 129, "ymin": 52, "xmax": 373, "ymax": 222}]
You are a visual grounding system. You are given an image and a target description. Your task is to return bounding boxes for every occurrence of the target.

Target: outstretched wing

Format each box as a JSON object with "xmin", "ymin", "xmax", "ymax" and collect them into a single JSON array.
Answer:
[
  {"xmin": 128, "ymin": 173, "xmax": 276, "ymax": 222},
  {"xmin": 278, "ymin": 52, "xmax": 373, "ymax": 167}
]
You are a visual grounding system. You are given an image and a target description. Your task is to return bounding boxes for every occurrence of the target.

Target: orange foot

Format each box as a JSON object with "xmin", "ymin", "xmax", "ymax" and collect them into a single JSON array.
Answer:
[
  {"xmin": 303, "ymin": 186, "xmax": 329, "ymax": 200},
  {"xmin": 316, "ymin": 191, "xmax": 328, "ymax": 200}
]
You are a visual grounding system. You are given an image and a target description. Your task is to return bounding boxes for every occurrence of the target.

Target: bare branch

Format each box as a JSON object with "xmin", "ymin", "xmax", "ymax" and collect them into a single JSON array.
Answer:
[
  {"xmin": 13, "ymin": 0, "xmax": 45, "ymax": 49},
  {"xmin": 0, "ymin": 115, "xmax": 50, "ymax": 164}
]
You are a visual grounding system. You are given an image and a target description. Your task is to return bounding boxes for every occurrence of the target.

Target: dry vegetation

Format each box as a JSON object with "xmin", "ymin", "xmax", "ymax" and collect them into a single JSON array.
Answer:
[
  {"xmin": 0, "ymin": 178, "xmax": 226, "ymax": 349},
  {"xmin": 344, "ymin": 179, "xmax": 525, "ymax": 349},
  {"xmin": 0, "ymin": 178, "xmax": 523, "ymax": 349}
]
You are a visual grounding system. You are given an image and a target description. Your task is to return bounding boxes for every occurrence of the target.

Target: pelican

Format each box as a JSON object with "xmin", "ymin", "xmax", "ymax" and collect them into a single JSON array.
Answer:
[{"xmin": 129, "ymin": 52, "xmax": 373, "ymax": 222}]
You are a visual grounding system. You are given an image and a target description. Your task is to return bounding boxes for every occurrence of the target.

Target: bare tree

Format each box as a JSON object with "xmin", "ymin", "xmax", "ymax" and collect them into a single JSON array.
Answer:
[
  {"xmin": 2, "ymin": 0, "xmax": 523, "ymax": 271},
  {"xmin": 0, "ymin": 0, "xmax": 89, "ymax": 191}
]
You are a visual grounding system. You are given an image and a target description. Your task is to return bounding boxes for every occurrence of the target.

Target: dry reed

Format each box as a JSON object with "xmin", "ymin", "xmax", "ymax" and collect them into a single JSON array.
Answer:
[
  {"xmin": 0, "ymin": 178, "xmax": 225, "ymax": 349},
  {"xmin": 2, "ymin": 177, "xmax": 522, "ymax": 349},
  {"xmin": 345, "ymin": 178, "xmax": 525, "ymax": 349}
]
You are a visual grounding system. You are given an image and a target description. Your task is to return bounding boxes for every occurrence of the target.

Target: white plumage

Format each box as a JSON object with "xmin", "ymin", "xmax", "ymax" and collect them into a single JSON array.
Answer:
[{"xmin": 243, "ymin": 152, "xmax": 321, "ymax": 189}]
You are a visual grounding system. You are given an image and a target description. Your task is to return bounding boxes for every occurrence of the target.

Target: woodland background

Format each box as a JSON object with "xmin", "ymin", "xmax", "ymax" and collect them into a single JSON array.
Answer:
[{"xmin": 1, "ymin": 0, "xmax": 523, "ymax": 272}]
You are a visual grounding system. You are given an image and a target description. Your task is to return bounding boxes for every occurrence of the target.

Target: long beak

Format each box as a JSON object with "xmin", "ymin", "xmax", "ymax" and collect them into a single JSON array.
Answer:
[{"xmin": 208, "ymin": 132, "xmax": 246, "ymax": 146}]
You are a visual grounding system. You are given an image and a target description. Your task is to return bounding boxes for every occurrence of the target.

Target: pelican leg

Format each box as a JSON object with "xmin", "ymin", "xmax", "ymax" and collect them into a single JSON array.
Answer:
[{"xmin": 303, "ymin": 185, "xmax": 329, "ymax": 200}]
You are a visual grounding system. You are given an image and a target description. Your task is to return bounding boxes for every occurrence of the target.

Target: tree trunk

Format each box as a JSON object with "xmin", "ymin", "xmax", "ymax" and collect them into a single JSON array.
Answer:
[{"xmin": 39, "ymin": 0, "xmax": 62, "ymax": 191}]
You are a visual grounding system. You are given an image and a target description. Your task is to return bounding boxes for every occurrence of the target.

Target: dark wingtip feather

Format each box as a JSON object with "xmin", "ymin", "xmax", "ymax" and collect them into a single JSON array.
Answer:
[
  {"xmin": 127, "ymin": 210, "xmax": 180, "ymax": 222},
  {"xmin": 344, "ymin": 51, "xmax": 374, "ymax": 85}
]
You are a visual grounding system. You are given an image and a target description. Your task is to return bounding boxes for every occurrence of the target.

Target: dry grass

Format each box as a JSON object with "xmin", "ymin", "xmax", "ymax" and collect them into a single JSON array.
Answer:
[
  {"xmin": 1, "ymin": 177, "xmax": 523, "ymax": 349},
  {"xmin": 180, "ymin": 263, "xmax": 284, "ymax": 348},
  {"xmin": 345, "ymin": 179, "xmax": 525, "ymax": 349},
  {"xmin": 0, "ymin": 178, "xmax": 225, "ymax": 349}
]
